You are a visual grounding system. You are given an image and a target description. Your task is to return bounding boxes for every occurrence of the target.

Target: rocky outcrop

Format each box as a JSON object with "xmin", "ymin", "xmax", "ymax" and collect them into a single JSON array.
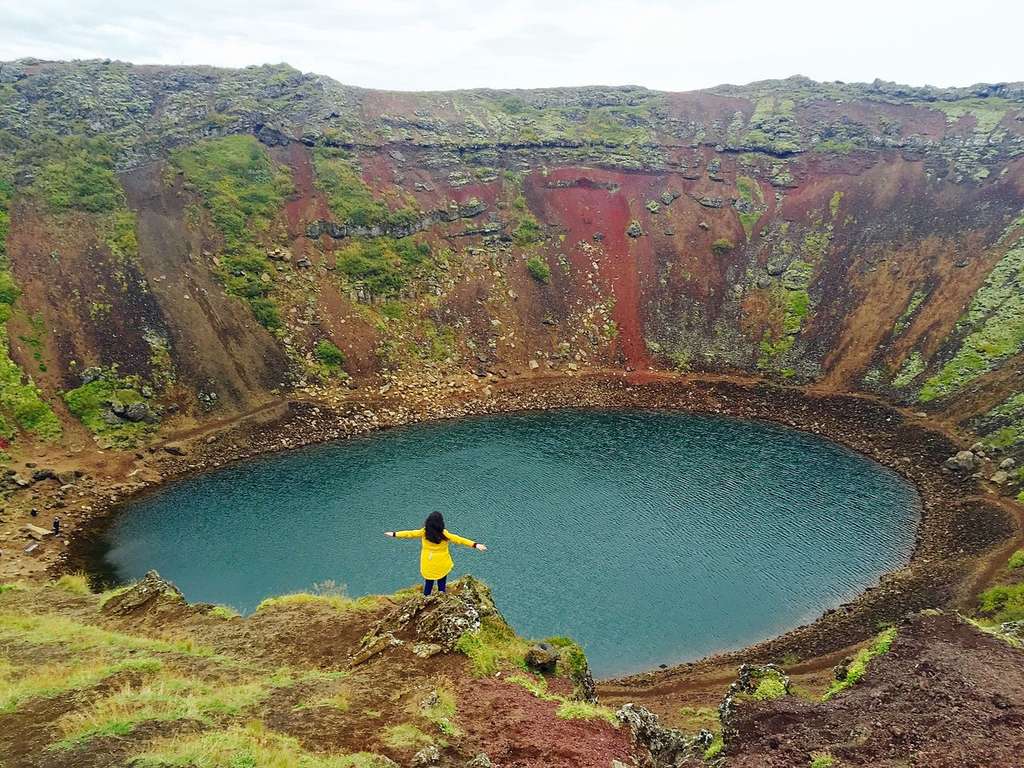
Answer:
[
  {"xmin": 616, "ymin": 703, "xmax": 713, "ymax": 767},
  {"xmin": 100, "ymin": 570, "xmax": 184, "ymax": 616},
  {"xmin": 351, "ymin": 576, "xmax": 499, "ymax": 665}
]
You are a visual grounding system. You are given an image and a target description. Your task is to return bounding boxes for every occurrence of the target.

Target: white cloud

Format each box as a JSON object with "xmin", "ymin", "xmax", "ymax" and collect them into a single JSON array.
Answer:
[{"xmin": 0, "ymin": 0, "xmax": 1019, "ymax": 91}]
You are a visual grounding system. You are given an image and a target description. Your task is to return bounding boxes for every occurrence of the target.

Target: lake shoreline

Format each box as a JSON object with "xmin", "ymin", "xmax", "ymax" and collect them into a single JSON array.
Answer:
[{"xmin": 25, "ymin": 370, "xmax": 1024, "ymax": 683}]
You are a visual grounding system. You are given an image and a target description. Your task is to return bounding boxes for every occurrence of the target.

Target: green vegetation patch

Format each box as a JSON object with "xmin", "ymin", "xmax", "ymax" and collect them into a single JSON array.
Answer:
[
  {"xmin": 893, "ymin": 290, "xmax": 928, "ymax": 336},
  {"xmin": 133, "ymin": 721, "xmax": 395, "ymax": 768},
  {"xmin": 810, "ymin": 752, "xmax": 836, "ymax": 768},
  {"xmin": 311, "ymin": 146, "xmax": 418, "ymax": 229},
  {"xmin": 711, "ymin": 238, "xmax": 735, "ymax": 256},
  {"xmin": 930, "ymin": 98, "xmax": 1012, "ymax": 134},
  {"xmin": 380, "ymin": 723, "xmax": 433, "ymax": 750},
  {"xmin": 891, "ymin": 351, "xmax": 925, "ymax": 389},
  {"xmin": 978, "ymin": 582, "xmax": 1024, "ymax": 624},
  {"xmin": 455, "ymin": 615, "xmax": 530, "ymax": 676},
  {"xmin": 336, "ymin": 237, "xmax": 434, "ymax": 298},
  {"xmin": 736, "ymin": 175, "xmax": 766, "ymax": 240},
  {"xmin": 312, "ymin": 339, "xmax": 348, "ymax": 381},
  {"xmin": 526, "ymin": 255, "xmax": 551, "ymax": 283},
  {"xmin": 1008, "ymin": 549, "xmax": 1024, "ymax": 570},
  {"xmin": 51, "ymin": 676, "xmax": 268, "ymax": 749},
  {"xmin": 555, "ymin": 699, "xmax": 619, "ymax": 725},
  {"xmin": 62, "ymin": 368, "xmax": 157, "ymax": 448},
  {"xmin": 513, "ymin": 212, "xmax": 543, "ymax": 247},
  {"xmin": 824, "ymin": 626, "xmax": 897, "ymax": 699},
  {"xmin": 919, "ymin": 242, "xmax": 1024, "ymax": 402},
  {"xmin": 981, "ymin": 392, "xmax": 1024, "ymax": 450},
  {"xmin": 171, "ymin": 135, "xmax": 293, "ymax": 329},
  {"xmin": 743, "ymin": 97, "xmax": 801, "ymax": 154},
  {"xmin": 752, "ymin": 676, "xmax": 787, "ymax": 701}
]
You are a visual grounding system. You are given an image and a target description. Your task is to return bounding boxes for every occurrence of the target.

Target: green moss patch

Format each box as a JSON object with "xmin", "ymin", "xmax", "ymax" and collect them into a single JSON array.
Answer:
[
  {"xmin": 919, "ymin": 242, "xmax": 1024, "ymax": 402},
  {"xmin": 312, "ymin": 147, "xmax": 417, "ymax": 229},
  {"xmin": 978, "ymin": 582, "xmax": 1024, "ymax": 624}
]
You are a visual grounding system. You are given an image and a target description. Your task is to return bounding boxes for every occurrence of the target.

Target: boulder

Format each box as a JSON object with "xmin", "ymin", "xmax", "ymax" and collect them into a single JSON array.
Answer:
[
  {"xmin": 124, "ymin": 402, "xmax": 158, "ymax": 423},
  {"xmin": 525, "ymin": 642, "xmax": 560, "ymax": 674},
  {"xmin": 101, "ymin": 570, "xmax": 184, "ymax": 616},
  {"xmin": 945, "ymin": 450, "xmax": 977, "ymax": 472},
  {"xmin": 626, "ymin": 220, "xmax": 643, "ymax": 238},
  {"xmin": 465, "ymin": 755, "xmax": 493, "ymax": 768},
  {"xmin": 999, "ymin": 458, "xmax": 1016, "ymax": 471},
  {"xmin": 990, "ymin": 470, "xmax": 1009, "ymax": 486},
  {"xmin": 31, "ymin": 468, "xmax": 57, "ymax": 483}
]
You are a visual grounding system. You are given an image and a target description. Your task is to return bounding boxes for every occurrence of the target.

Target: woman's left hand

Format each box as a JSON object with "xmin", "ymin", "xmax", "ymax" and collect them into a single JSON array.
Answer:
[{"xmin": 475, "ymin": 543, "xmax": 488, "ymax": 551}]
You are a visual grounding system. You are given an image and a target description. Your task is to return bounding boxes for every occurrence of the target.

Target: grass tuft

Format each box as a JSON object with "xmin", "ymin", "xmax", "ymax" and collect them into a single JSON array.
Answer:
[
  {"xmin": 54, "ymin": 573, "xmax": 91, "ymax": 596},
  {"xmin": 380, "ymin": 723, "xmax": 433, "ymax": 750},
  {"xmin": 555, "ymin": 699, "xmax": 619, "ymax": 725},
  {"xmin": 455, "ymin": 615, "xmax": 530, "ymax": 676}
]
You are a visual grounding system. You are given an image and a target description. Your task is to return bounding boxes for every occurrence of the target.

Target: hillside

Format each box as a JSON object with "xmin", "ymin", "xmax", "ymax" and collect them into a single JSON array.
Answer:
[{"xmin": 1, "ymin": 571, "xmax": 1021, "ymax": 768}]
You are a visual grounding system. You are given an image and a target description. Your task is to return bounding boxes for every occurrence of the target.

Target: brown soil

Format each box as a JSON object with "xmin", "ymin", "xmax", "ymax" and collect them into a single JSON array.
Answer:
[{"xmin": 722, "ymin": 612, "xmax": 1024, "ymax": 767}]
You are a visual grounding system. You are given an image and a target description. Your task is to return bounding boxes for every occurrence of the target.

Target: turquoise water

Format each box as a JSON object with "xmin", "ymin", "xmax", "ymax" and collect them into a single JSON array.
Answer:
[{"xmin": 101, "ymin": 409, "xmax": 919, "ymax": 677}]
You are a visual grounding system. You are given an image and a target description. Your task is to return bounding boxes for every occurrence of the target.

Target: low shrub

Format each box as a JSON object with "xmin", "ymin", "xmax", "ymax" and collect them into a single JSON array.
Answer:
[
  {"xmin": 1007, "ymin": 549, "xmax": 1024, "ymax": 570},
  {"xmin": 526, "ymin": 256, "xmax": 551, "ymax": 283},
  {"xmin": 555, "ymin": 699, "xmax": 618, "ymax": 725},
  {"xmin": 978, "ymin": 582, "xmax": 1024, "ymax": 624}
]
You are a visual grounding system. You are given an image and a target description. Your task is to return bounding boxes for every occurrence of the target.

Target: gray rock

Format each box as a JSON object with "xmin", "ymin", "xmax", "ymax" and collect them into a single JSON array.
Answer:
[
  {"xmin": 466, "ymin": 755, "xmax": 492, "ymax": 768},
  {"xmin": 990, "ymin": 470, "xmax": 1009, "ymax": 485},
  {"xmin": 693, "ymin": 196, "xmax": 724, "ymax": 208},
  {"xmin": 525, "ymin": 642, "xmax": 560, "ymax": 674},
  {"xmin": 660, "ymin": 191, "xmax": 674, "ymax": 205},
  {"xmin": 766, "ymin": 260, "xmax": 786, "ymax": 277},
  {"xmin": 593, "ymin": 232, "xmax": 605, "ymax": 241},
  {"xmin": 124, "ymin": 402, "xmax": 158, "ymax": 423},
  {"xmin": 411, "ymin": 746, "xmax": 440, "ymax": 767},
  {"xmin": 945, "ymin": 450, "xmax": 977, "ymax": 472},
  {"xmin": 80, "ymin": 366, "xmax": 104, "ymax": 384},
  {"xmin": 626, "ymin": 220, "xmax": 643, "ymax": 238},
  {"xmin": 999, "ymin": 458, "xmax": 1016, "ymax": 470},
  {"xmin": 645, "ymin": 200, "xmax": 661, "ymax": 213},
  {"xmin": 31, "ymin": 468, "xmax": 57, "ymax": 483}
]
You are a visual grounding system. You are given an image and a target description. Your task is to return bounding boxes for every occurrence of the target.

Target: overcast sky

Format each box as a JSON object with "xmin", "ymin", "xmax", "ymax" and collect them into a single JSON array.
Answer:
[{"xmin": 1, "ymin": 0, "xmax": 1020, "ymax": 92}]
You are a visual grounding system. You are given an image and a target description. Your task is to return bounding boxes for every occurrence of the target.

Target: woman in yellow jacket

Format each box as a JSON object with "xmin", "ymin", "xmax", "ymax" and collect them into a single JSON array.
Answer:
[{"xmin": 385, "ymin": 511, "xmax": 487, "ymax": 595}]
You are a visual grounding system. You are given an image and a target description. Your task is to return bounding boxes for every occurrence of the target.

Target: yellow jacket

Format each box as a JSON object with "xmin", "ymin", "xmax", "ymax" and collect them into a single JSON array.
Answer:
[{"xmin": 394, "ymin": 528, "xmax": 477, "ymax": 580}]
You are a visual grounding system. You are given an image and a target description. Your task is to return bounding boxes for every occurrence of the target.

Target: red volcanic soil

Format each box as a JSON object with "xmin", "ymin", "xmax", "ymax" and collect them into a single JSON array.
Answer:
[{"xmin": 526, "ymin": 168, "xmax": 652, "ymax": 369}]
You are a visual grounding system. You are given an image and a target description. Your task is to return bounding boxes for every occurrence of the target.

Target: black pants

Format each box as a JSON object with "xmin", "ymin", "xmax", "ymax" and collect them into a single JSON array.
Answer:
[{"xmin": 424, "ymin": 575, "xmax": 447, "ymax": 595}]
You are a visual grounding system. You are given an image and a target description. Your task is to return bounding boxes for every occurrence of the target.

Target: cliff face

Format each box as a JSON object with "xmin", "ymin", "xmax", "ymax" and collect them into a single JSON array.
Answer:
[{"xmin": 0, "ymin": 59, "xmax": 1022, "ymax": 474}]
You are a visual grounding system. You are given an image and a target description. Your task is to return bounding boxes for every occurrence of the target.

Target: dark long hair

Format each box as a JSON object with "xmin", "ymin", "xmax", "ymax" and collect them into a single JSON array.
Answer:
[{"xmin": 424, "ymin": 511, "xmax": 447, "ymax": 544}]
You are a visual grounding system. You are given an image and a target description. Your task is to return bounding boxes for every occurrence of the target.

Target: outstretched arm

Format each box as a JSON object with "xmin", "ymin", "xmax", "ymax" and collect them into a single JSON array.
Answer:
[
  {"xmin": 385, "ymin": 529, "xmax": 424, "ymax": 539},
  {"xmin": 445, "ymin": 530, "xmax": 488, "ymax": 551}
]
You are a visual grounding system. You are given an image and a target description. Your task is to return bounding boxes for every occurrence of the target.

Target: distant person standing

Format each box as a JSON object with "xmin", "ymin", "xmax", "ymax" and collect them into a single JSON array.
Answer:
[{"xmin": 385, "ymin": 511, "xmax": 487, "ymax": 595}]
